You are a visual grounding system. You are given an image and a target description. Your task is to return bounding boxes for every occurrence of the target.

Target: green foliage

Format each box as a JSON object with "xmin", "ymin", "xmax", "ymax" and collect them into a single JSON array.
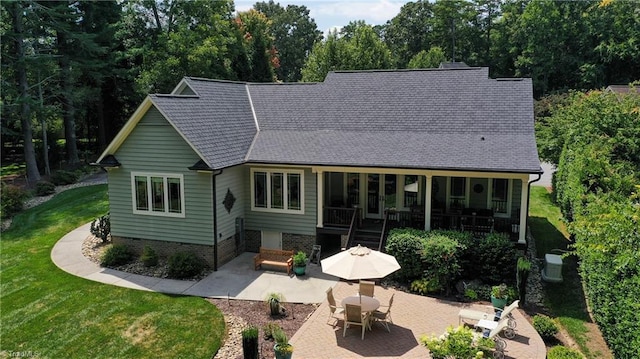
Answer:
[
  {"xmin": 241, "ymin": 325, "xmax": 259, "ymax": 339},
  {"xmin": 0, "ymin": 183, "xmax": 27, "ymax": 219},
  {"xmin": 385, "ymin": 228, "xmax": 425, "ymax": 282},
  {"xmin": 547, "ymin": 346, "xmax": 585, "ymax": 359},
  {"xmin": 293, "ymin": 251, "xmax": 307, "ymax": 267},
  {"xmin": 272, "ymin": 326, "xmax": 293, "ymax": 353},
  {"xmin": 491, "ymin": 283, "xmax": 509, "ymax": 300},
  {"xmin": 463, "ymin": 289, "xmax": 478, "ymax": 301},
  {"xmin": 407, "ymin": 47, "xmax": 447, "ymax": 69},
  {"xmin": 140, "ymin": 245, "xmax": 158, "ymax": 267},
  {"xmin": 35, "ymin": 181, "xmax": 56, "ymax": 196},
  {"xmin": 90, "ymin": 214, "xmax": 110, "ymax": 243},
  {"xmin": 101, "ymin": 244, "xmax": 134, "ymax": 266},
  {"xmin": 517, "ymin": 257, "xmax": 531, "ymax": 302},
  {"xmin": 50, "ymin": 170, "xmax": 80, "ymax": 186},
  {"xmin": 464, "ymin": 232, "xmax": 517, "ymax": 284},
  {"xmin": 532, "ymin": 315, "xmax": 559, "ymax": 340},
  {"xmin": 167, "ymin": 252, "xmax": 206, "ymax": 279},
  {"xmin": 420, "ymin": 233, "xmax": 464, "ymax": 295},
  {"xmin": 421, "ymin": 325, "xmax": 494, "ymax": 359},
  {"xmin": 410, "ymin": 277, "xmax": 441, "ymax": 296},
  {"xmin": 262, "ymin": 322, "xmax": 280, "ymax": 340}
]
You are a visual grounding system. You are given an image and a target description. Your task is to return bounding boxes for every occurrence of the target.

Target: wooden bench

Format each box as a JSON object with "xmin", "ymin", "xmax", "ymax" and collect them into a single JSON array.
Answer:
[{"xmin": 254, "ymin": 247, "xmax": 294, "ymax": 275}]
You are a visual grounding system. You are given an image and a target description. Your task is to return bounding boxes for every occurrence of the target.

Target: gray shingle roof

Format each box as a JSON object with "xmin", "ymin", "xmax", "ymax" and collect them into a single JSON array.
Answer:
[
  {"xmin": 148, "ymin": 68, "xmax": 541, "ymax": 173},
  {"xmin": 150, "ymin": 78, "xmax": 256, "ymax": 169}
]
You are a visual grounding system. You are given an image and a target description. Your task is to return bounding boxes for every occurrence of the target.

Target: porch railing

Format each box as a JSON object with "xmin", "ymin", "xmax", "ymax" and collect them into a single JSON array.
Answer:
[
  {"xmin": 323, "ymin": 207, "xmax": 360, "ymax": 228},
  {"xmin": 345, "ymin": 207, "xmax": 362, "ymax": 249}
]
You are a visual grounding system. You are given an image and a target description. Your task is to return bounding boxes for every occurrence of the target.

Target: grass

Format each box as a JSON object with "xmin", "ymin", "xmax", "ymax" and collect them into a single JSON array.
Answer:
[
  {"xmin": 1, "ymin": 185, "xmax": 225, "ymax": 358},
  {"xmin": 528, "ymin": 186, "xmax": 608, "ymax": 358}
]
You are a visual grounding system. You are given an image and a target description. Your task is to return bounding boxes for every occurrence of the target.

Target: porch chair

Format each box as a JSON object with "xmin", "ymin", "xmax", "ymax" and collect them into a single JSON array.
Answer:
[
  {"xmin": 343, "ymin": 304, "xmax": 369, "ymax": 340},
  {"xmin": 326, "ymin": 287, "xmax": 344, "ymax": 325},
  {"xmin": 458, "ymin": 300, "xmax": 519, "ymax": 329},
  {"xmin": 372, "ymin": 292, "xmax": 394, "ymax": 332},
  {"xmin": 359, "ymin": 280, "xmax": 375, "ymax": 297}
]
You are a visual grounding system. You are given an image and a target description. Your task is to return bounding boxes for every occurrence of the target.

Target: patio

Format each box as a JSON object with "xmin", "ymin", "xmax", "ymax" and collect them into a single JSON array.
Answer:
[{"xmin": 290, "ymin": 281, "xmax": 546, "ymax": 359}]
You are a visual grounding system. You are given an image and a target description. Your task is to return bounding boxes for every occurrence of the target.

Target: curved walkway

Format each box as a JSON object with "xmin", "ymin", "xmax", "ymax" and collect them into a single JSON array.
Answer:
[{"xmin": 51, "ymin": 223, "xmax": 338, "ymax": 303}]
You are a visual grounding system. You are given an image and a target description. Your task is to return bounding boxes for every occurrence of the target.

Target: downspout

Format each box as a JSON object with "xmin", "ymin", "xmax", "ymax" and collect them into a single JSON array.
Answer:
[
  {"xmin": 524, "ymin": 173, "xmax": 542, "ymax": 254},
  {"xmin": 212, "ymin": 169, "xmax": 223, "ymax": 271}
]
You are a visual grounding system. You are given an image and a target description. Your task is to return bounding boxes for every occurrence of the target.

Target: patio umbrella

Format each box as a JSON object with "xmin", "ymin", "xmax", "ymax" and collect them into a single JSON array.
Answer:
[{"xmin": 320, "ymin": 245, "xmax": 401, "ymax": 280}]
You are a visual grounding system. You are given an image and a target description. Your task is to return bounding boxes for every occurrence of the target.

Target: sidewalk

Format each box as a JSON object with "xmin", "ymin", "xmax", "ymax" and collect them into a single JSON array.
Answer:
[{"xmin": 51, "ymin": 223, "xmax": 337, "ymax": 303}]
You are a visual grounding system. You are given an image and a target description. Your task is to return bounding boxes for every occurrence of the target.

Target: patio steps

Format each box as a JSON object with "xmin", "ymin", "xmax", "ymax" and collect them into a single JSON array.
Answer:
[{"xmin": 352, "ymin": 230, "xmax": 383, "ymax": 251}]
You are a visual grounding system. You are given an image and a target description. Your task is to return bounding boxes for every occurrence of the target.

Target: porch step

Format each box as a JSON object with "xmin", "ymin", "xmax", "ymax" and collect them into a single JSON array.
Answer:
[{"xmin": 352, "ymin": 230, "xmax": 383, "ymax": 250}]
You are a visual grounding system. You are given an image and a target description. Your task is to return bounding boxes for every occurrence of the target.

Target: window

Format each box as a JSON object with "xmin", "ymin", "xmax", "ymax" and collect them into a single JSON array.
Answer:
[
  {"xmin": 449, "ymin": 177, "xmax": 467, "ymax": 209},
  {"xmin": 251, "ymin": 168, "xmax": 304, "ymax": 214},
  {"xmin": 403, "ymin": 175, "xmax": 419, "ymax": 208},
  {"xmin": 131, "ymin": 173, "xmax": 185, "ymax": 217},
  {"xmin": 491, "ymin": 179, "xmax": 510, "ymax": 215}
]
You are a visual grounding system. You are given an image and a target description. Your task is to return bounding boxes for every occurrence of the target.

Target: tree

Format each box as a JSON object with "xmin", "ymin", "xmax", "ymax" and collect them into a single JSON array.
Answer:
[
  {"xmin": 408, "ymin": 47, "xmax": 447, "ymax": 69},
  {"xmin": 236, "ymin": 9, "xmax": 277, "ymax": 82},
  {"xmin": 254, "ymin": 1, "xmax": 321, "ymax": 82},
  {"xmin": 382, "ymin": 0, "xmax": 435, "ymax": 68}
]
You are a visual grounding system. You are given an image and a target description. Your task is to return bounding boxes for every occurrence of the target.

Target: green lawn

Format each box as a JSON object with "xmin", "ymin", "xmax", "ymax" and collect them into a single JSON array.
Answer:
[
  {"xmin": 529, "ymin": 186, "xmax": 608, "ymax": 359},
  {"xmin": 1, "ymin": 185, "xmax": 225, "ymax": 358}
]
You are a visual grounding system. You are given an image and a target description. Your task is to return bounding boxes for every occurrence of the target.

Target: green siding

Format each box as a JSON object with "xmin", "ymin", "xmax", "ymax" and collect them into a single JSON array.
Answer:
[
  {"xmin": 108, "ymin": 106, "xmax": 214, "ymax": 245},
  {"xmin": 244, "ymin": 166, "xmax": 317, "ymax": 235},
  {"xmin": 511, "ymin": 179, "xmax": 523, "ymax": 217},
  {"xmin": 215, "ymin": 165, "xmax": 246, "ymax": 241}
]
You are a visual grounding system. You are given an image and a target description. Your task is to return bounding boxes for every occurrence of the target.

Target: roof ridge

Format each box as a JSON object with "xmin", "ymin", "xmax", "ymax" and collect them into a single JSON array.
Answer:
[
  {"xmin": 152, "ymin": 94, "xmax": 199, "ymax": 98},
  {"xmin": 329, "ymin": 67, "xmax": 485, "ymax": 75}
]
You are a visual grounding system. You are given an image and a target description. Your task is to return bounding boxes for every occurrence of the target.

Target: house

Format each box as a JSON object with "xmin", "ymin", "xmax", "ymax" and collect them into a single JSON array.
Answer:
[{"xmin": 95, "ymin": 67, "xmax": 542, "ymax": 270}]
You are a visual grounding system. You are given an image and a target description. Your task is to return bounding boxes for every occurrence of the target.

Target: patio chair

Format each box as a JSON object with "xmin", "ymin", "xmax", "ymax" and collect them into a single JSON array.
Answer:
[
  {"xmin": 458, "ymin": 300, "xmax": 519, "ymax": 329},
  {"xmin": 326, "ymin": 287, "xmax": 344, "ymax": 325},
  {"xmin": 372, "ymin": 292, "xmax": 394, "ymax": 332},
  {"xmin": 343, "ymin": 304, "xmax": 369, "ymax": 340},
  {"xmin": 472, "ymin": 318, "xmax": 512, "ymax": 359},
  {"xmin": 358, "ymin": 280, "xmax": 375, "ymax": 297}
]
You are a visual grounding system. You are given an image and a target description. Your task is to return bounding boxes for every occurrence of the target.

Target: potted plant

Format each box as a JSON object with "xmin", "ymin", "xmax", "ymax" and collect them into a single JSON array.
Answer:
[
  {"xmin": 292, "ymin": 251, "xmax": 308, "ymax": 276},
  {"xmin": 265, "ymin": 292, "xmax": 285, "ymax": 316},
  {"xmin": 241, "ymin": 325, "xmax": 259, "ymax": 359},
  {"xmin": 491, "ymin": 283, "xmax": 509, "ymax": 310},
  {"xmin": 273, "ymin": 327, "xmax": 293, "ymax": 359}
]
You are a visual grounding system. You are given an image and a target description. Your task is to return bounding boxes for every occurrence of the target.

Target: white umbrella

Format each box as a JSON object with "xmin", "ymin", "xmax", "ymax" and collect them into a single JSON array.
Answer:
[{"xmin": 321, "ymin": 245, "xmax": 401, "ymax": 280}]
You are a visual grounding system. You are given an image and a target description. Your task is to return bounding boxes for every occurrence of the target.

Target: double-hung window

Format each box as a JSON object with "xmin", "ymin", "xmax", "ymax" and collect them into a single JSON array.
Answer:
[
  {"xmin": 251, "ymin": 168, "xmax": 304, "ymax": 214},
  {"xmin": 132, "ymin": 173, "xmax": 185, "ymax": 217},
  {"xmin": 491, "ymin": 178, "xmax": 511, "ymax": 217}
]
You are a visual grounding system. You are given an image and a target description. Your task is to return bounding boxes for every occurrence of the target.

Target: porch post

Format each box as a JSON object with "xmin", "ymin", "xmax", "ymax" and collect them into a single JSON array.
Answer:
[
  {"xmin": 518, "ymin": 178, "xmax": 528, "ymax": 244},
  {"xmin": 317, "ymin": 170, "xmax": 324, "ymax": 228},
  {"xmin": 424, "ymin": 174, "xmax": 432, "ymax": 231}
]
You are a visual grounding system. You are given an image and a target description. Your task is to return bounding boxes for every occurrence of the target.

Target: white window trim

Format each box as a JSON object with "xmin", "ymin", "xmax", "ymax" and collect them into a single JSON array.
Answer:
[
  {"xmin": 487, "ymin": 178, "xmax": 513, "ymax": 218},
  {"xmin": 131, "ymin": 172, "xmax": 185, "ymax": 218},
  {"xmin": 250, "ymin": 168, "xmax": 305, "ymax": 214},
  {"xmin": 446, "ymin": 177, "xmax": 469, "ymax": 211}
]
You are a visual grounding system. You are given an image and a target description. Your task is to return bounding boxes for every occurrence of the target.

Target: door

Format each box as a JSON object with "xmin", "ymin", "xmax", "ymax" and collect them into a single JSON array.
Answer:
[{"xmin": 365, "ymin": 174, "xmax": 397, "ymax": 219}]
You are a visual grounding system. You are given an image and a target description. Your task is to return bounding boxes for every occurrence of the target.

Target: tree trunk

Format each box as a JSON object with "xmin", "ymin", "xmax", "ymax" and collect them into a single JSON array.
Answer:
[
  {"xmin": 57, "ymin": 30, "xmax": 80, "ymax": 166},
  {"xmin": 12, "ymin": 1, "xmax": 41, "ymax": 185}
]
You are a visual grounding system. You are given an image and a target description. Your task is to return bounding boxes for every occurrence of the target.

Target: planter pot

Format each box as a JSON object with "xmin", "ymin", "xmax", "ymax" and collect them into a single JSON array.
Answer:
[
  {"xmin": 293, "ymin": 265, "xmax": 306, "ymax": 276},
  {"xmin": 491, "ymin": 295, "xmax": 508, "ymax": 310},
  {"xmin": 242, "ymin": 337, "xmax": 258, "ymax": 359},
  {"xmin": 274, "ymin": 344, "xmax": 293, "ymax": 359},
  {"xmin": 269, "ymin": 300, "xmax": 281, "ymax": 316}
]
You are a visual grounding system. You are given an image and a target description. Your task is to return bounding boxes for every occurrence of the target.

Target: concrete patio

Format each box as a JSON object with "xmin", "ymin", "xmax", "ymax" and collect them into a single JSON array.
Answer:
[{"xmin": 290, "ymin": 281, "xmax": 546, "ymax": 359}]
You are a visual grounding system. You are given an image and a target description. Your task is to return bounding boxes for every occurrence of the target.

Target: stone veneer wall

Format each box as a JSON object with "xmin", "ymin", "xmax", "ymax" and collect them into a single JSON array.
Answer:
[
  {"xmin": 112, "ymin": 235, "xmax": 239, "ymax": 268},
  {"xmin": 244, "ymin": 230, "xmax": 316, "ymax": 254}
]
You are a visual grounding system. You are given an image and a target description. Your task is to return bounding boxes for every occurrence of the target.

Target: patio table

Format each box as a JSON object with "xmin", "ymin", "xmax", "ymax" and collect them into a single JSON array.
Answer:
[{"xmin": 342, "ymin": 295, "xmax": 380, "ymax": 330}]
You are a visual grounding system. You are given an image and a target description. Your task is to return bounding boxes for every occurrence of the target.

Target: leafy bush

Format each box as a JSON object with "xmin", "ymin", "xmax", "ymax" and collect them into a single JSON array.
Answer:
[
  {"xmin": 168, "ymin": 252, "xmax": 206, "ymax": 279},
  {"xmin": 50, "ymin": 170, "xmax": 79, "ymax": 186},
  {"xmin": 241, "ymin": 325, "xmax": 259, "ymax": 339},
  {"xmin": 293, "ymin": 251, "xmax": 307, "ymax": 267},
  {"xmin": 385, "ymin": 228, "xmax": 425, "ymax": 282},
  {"xmin": 532, "ymin": 315, "xmax": 558, "ymax": 340},
  {"xmin": 90, "ymin": 214, "xmax": 110, "ymax": 243},
  {"xmin": 463, "ymin": 289, "xmax": 478, "ymax": 301},
  {"xmin": 35, "ymin": 181, "xmax": 56, "ymax": 196},
  {"xmin": 547, "ymin": 346, "xmax": 584, "ymax": 359},
  {"xmin": 420, "ymin": 325, "xmax": 494, "ymax": 359},
  {"xmin": 0, "ymin": 183, "xmax": 27, "ymax": 219},
  {"xmin": 420, "ymin": 233, "xmax": 464, "ymax": 295},
  {"xmin": 464, "ymin": 232, "xmax": 517, "ymax": 284},
  {"xmin": 410, "ymin": 277, "xmax": 441, "ymax": 296},
  {"xmin": 101, "ymin": 244, "xmax": 134, "ymax": 266},
  {"xmin": 140, "ymin": 245, "xmax": 158, "ymax": 267},
  {"xmin": 262, "ymin": 322, "xmax": 280, "ymax": 340}
]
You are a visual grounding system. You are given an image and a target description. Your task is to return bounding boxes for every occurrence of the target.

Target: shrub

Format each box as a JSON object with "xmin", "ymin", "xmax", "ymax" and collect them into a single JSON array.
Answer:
[
  {"xmin": 464, "ymin": 232, "xmax": 517, "ymax": 284},
  {"xmin": 463, "ymin": 289, "xmax": 478, "ymax": 301},
  {"xmin": 241, "ymin": 325, "xmax": 259, "ymax": 339},
  {"xmin": 141, "ymin": 245, "xmax": 158, "ymax": 267},
  {"xmin": 420, "ymin": 234, "xmax": 463, "ymax": 295},
  {"xmin": 262, "ymin": 322, "xmax": 280, "ymax": 340},
  {"xmin": 101, "ymin": 244, "xmax": 134, "ymax": 266},
  {"xmin": 35, "ymin": 181, "xmax": 56, "ymax": 196},
  {"xmin": 385, "ymin": 228, "xmax": 425, "ymax": 282},
  {"xmin": 410, "ymin": 276, "xmax": 441, "ymax": 295},
  {"xmin": 167, "ymin": 252, "xmax": 206, "ymax": 279},
  {"xmin": 547, "ymin": 346, "xmax": 584, "ymax": 359},
  {"xmin": 532, "ymin": 315, "xmax": 558, "ymax": 340},
  {"xmin": 90, "ymin": 214, "xmax": 110, "ymax": 243},
  {"xmin": 0, "ymin": 183, "xmax": 27, "ymax": 219},
  {"xmin": 293, "ymin": 251, "xmax": 307, "ymax": 267},
  {"xmin": 50, "ymin": 170, "xmax": 79, "ymax": 185},
  {"xmin": 420, "ymin": 325, "xmax": 494, "ymax": 359}
]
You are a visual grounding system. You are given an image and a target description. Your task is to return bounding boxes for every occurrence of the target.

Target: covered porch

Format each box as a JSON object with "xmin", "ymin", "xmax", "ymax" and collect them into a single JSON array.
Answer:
[{"xmin": 314, "ymin": 167, "xmax": 530, "ymax": 247}]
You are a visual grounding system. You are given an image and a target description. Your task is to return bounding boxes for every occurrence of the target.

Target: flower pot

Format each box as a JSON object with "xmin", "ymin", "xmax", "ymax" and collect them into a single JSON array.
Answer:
[
  {"xmin": 293, "ymin": 265, "xmax": 306, "ymax": 276},
  {"xmin": 242, "ymin": 336, "xmax": 258, "ymax": 359},
  {"xmin": 491, "ymin": 295, "xmax": 508, "ymax": 310},
  {"xmin": 274, "ymin": 344, "xmax": 293, "ymax": 359}
]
